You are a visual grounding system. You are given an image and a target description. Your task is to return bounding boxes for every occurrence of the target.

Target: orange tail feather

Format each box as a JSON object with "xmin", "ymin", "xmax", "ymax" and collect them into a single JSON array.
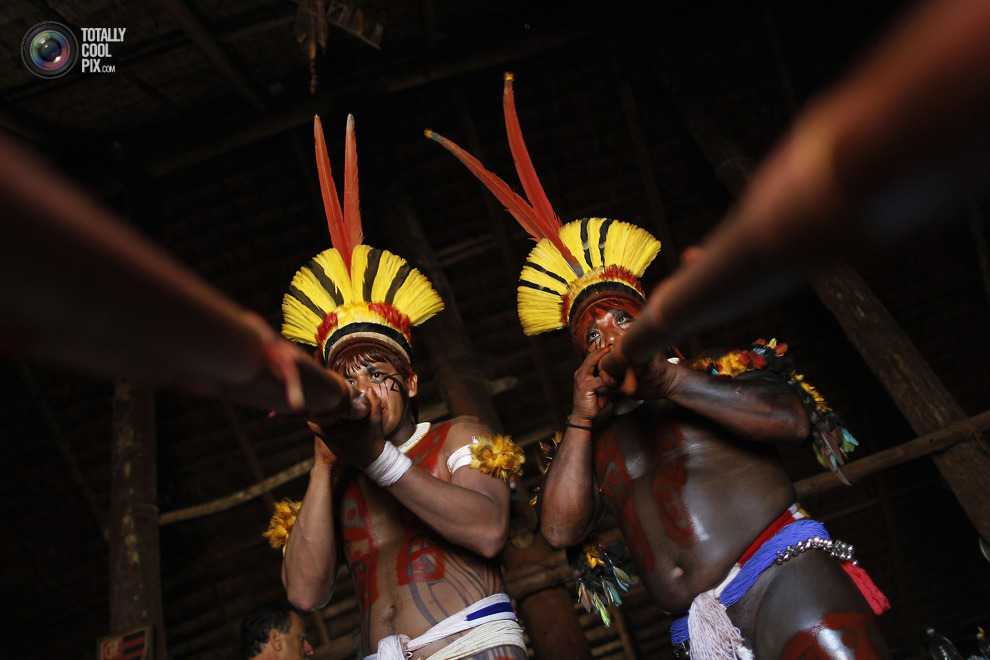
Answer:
[{"xmin": 314, "ymin": 115, "xmax": 350, "ymax": 269}]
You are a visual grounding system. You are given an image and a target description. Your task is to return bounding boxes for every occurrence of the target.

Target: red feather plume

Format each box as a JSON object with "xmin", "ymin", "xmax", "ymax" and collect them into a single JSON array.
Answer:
[
  {"xmin": 425, "ymin": 128, "xmax": 579, "ymax": 269},
  {"xmin": 425, "ymin": 130, "xmax": 541, "ymax": 237},
  {"xmin": 502, "ymin": 73, "xmax": 578, "ymax": 267},
  {"xmin": 314, "ymin": 115, "xmax": 361, "ymax": 271},
  {"xmin": 343, "ymin": 114, "xmax": 364, "ymax": 253},
  {"xmin": 503, "ymin": 75, "xmax": 561, "ymax": 238}
]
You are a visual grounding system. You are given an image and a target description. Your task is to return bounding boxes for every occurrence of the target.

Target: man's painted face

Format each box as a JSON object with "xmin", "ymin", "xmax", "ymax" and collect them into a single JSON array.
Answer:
[
  {"xmin": 343, "ymin": 359, "xmax": 418, "ymax": 435},
  {"xmin": 280, "ymin": 613, "xmax": 313, "ymax": 659},
  {"xmin": 575, "ymin": 303, "xmax": 639, "ymax": 355}
]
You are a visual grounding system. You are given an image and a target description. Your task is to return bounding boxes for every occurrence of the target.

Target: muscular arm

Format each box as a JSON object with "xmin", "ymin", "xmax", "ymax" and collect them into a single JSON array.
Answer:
[
  {"xmin": 538, "ymin": 425, "xmax": 602, "ymax": 548},
  {"xmin": 387, "ymin": 417, "xmax": 511, "ymax": 558},
  {"xmin": 538, "ymin": 347, "xmax": 606, "ymax": 549},
  {"xmin": 636, "ymin": 355, "xmax": 810, "ymax": 443},
  {"xmin": 281, "ymin": 440, "xmax": 341, "ymax": 611}
]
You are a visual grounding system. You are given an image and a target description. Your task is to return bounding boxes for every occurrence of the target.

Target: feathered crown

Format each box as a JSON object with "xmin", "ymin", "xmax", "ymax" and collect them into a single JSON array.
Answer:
[
  {"xmin": 283, "ymin": 115, "xmax": 443, "ymax": 364},
  {"xmin": 426, "ymin": 73, "xmax": 660, "ymax": 335}
]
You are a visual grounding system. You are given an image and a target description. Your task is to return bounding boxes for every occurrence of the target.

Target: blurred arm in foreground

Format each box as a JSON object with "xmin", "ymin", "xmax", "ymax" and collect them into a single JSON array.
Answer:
[
  {"xmin": 0, "ymin": 130, "xmax": 351, "ymax": 418},
  {"xmin": 604, "ymin": 0, "xmax": 990, "ymax": 378}
]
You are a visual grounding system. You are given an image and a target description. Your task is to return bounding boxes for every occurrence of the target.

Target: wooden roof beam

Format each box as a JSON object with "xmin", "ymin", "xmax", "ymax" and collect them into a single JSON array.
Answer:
[
  {"xmin": 158, "ymin": 0, "xmax": 267, "ymax": 110},
  {"xmin": 146, "ymin": 18, "xmax": 590, "ymax": 176}
]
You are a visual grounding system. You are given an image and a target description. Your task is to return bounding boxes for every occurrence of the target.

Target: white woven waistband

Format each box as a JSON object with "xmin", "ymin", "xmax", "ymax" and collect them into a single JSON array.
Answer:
[
  {"xmin": 366, "ymin": 593, "xmax": 517, "ymax": 660},
  {"xmin": 422, "ymin": 620, "xmax": 526, "ymax": 660}
]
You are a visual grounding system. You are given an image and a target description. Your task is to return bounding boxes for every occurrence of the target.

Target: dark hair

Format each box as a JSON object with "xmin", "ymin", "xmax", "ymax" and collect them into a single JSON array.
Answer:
[
  {"xmin": 330, "ymin": 340, "xmax": 418, "ymax": 421},
  {"xmin": 240, "ymin": 601, "xmax": 297, "ymax": 659},
  {"xmin": 330, "ymin": 341, "xmax": 413, "ymax": 380}
]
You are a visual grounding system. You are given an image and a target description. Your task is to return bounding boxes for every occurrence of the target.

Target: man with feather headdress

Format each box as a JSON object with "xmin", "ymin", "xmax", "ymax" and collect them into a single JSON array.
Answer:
[
  {"xmin": 266, "ymin": 115, "xmax": 528, "ymax": 660},
  {"xmin": 429, "ymin": 74, "xmax": 890, "ymax": 660}
]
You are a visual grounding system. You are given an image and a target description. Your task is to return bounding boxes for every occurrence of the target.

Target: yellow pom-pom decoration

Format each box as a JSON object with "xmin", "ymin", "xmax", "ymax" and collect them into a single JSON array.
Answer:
[
  {"xmin": 263, "ymin": 499, "xmax": 302, "ymax": 554},
  {"xmin": 470, "ymin": 435, "xmax": 525, "ymax": 481}
]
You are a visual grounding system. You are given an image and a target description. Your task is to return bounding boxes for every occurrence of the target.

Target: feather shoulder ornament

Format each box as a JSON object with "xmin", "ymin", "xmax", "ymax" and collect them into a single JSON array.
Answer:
[
  {"xmin": 263, "ymin": 499, "xmax": 302, "ymax": 554},
  {"xmin": 689, "ymin": 338, "xmax": 859, "ymax": 481},
  {"xmin": 470, "ymin": 434, "xmax": 525, "ymax": 481}
]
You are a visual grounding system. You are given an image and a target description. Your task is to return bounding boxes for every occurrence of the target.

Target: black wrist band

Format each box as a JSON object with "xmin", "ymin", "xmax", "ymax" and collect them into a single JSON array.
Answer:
[{"xmin": 566, "ymin": 422, "xmax": 593, "ymax": 432}]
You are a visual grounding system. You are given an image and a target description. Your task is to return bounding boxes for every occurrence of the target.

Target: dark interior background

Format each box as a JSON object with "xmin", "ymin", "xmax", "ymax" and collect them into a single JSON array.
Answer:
[{"xmin": 1, "ymin": 0, "xmax": 988, "ymax": 658}]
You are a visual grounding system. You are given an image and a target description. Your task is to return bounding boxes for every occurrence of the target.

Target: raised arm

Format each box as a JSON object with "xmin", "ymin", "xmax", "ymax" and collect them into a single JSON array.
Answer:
[
  {"xmin": 309, "ymin": 386, "xmax": 513, "ymax": 558},
  {"xmin": 624, "ymin": 352, "xmax": 810, "ymax": 443},
  {"xmin": 281, "ymin": 438, "xmax": 341, "ymax": 611},
  {"xmin": 538, "ymin": 346, "xmax": 608, "ymax": 549},
  {"xmin": 388, "ymin": 417, "xmax": 512, "ymax": 558}
]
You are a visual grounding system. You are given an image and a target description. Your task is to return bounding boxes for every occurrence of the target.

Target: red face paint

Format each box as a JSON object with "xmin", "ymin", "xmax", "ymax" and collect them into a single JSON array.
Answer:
[
  {"xmin": 571, "ymin": 297, "xmax": 641, "ymax": 353},
  {"xmin": 782, "ymin": 612, "xmax": 884, "ymax": 660}
]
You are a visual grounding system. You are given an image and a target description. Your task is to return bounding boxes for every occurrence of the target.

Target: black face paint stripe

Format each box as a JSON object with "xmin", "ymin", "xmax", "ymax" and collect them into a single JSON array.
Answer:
[
  {"xmin": 597, "ymin": 219, "xmax": 614, "ymax": 263},
  {"xmin": 363, "ymin": 249, "xmax": 383, "ymax": 300},
  {"xmin": 384, "ymin": 261, "xmax": 413, "ymax": 304},
  {"xmin": 308, "ymin": 259, "xmax": 344, "ymax": 305},
  {"xmin": 524, "ymin": 260, "xmax": 568, "ymax": 287},
  {"xmin": 288, "ymin": 285, "xmax": 324, "ymax": 317},
  {"xmin": 383, "ymin": 374, "xmax": 407, "ymax": 398},
  {"xmin": 580, "ymin": 218, "xmax": 592, "ymax": 266}
]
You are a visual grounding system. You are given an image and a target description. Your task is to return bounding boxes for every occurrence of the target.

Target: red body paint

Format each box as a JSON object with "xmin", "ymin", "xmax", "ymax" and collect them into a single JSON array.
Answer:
[
  {"xmin": 395, "ymin": 422, "xmax": 454, "ymax": 582},
  {"xmin": 649, "ymin": 423, "xmax": 691, "ymax": 548},
  {"xmin": 595, "ymin": 429, "xmax": 656, "ymax": 571},
  {"xmin": 342, "ymin": 422, "xmax": 456, "ymax": 601},
  {"xmin": 406, "ymin": 421, "xmax": 452, "ymax": 477},
  {"xmin": 341, "ymin": 481, "xmax": 380, "ymax": 607},
  {"xmin": 396, "ymin": 523, "xmax": 446, "ymax": 585},
  {"xmin": 782, "ymin": 612, "xmax": 883, "ymax": 660}
]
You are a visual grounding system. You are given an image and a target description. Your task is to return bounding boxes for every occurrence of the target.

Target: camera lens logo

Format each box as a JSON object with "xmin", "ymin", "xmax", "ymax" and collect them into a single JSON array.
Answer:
[{"xmin": 21, "ymin": 22, "xmax": 79, "ymax": 79}]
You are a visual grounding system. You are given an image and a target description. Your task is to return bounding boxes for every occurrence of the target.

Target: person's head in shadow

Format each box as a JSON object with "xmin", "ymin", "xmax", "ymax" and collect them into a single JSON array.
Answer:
[{"xmin": 240, "ymin": 601, "xmax": 313, "ymax": 660}]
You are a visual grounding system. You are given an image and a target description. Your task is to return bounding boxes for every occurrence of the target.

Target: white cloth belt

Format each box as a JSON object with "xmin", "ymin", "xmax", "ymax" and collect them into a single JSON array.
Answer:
[
  {"xmin": 365, "ymin": 593, "xmax": 519, "ymax": 660},
  {"xmin": 416, "ymin": 620, "xmax": 526, "ymax": 660}
]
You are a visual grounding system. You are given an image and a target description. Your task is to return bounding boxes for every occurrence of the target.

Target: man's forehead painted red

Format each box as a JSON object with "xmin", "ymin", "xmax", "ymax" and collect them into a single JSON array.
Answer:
[{"xmin": 570, "ymin": 294, "xmax": 643, "ymax": 352}]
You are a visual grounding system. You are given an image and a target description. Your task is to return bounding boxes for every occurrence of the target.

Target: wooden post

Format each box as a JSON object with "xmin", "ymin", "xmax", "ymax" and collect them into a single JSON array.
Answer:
[
  {"xmin": 385, "ymin": 188, "xmax": 593, "ymax": 660},
  {"xmin": 109, "ymin": 381, "xmax": 167, "ymax": 659},
  {"xmin": 805, "ymin": 266, "xmax": 990, "ymax": 540}
]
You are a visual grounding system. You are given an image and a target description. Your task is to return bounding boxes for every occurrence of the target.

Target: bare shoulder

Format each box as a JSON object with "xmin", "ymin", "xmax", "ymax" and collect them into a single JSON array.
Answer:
[{"xmin": 443, "ymin": 415, "xmax": 494, "ymax": 450}]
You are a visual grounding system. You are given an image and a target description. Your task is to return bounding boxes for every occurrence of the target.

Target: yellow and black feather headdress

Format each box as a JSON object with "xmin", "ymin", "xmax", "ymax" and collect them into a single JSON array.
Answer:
[
  {"xmin": 426, "ymin": 73, "xmax": 660, "ymax": 335},
  {"xmin": 283, "ymin": 116, "xmax": 443, "ymax": 363}
]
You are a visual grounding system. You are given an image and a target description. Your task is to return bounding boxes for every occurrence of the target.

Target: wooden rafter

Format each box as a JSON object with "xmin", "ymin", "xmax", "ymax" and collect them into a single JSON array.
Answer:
[{"xmin": 158, "ymin": 0, "xmax": 266, "ymax": 109}]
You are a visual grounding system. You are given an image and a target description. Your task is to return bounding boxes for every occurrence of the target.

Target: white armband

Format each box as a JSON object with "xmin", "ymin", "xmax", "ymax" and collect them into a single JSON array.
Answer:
[
  {"xmin": 446, "ymin": 439, "xmax": 479, "ymax": 475},
  {"xmin": 365, "ymin": 442, "xmax": 412, "ymax": 487}
]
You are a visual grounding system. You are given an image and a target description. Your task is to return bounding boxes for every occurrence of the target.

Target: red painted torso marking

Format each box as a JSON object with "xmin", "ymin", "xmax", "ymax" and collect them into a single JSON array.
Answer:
[
  {"xmin": 405, "ymin": 421, "xmax": 453, "ymax": 477},
  {"xmin": 782, "ymin": 612, "xmax": 884, "ymax": 660},
  {"xmin": 594, "ymin": 427, "xmax": 657, "ymax": 571},
  {"xmin": 340, "ymin": 478, "xmax": 380, "ymax": 607},
  {"xmin": 339, "ymin": 422, "xmax": 455, "ymax": 605},
  {"xmin": 648, "ymin": 422, "xmax": 691, "ymax": 548}
]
